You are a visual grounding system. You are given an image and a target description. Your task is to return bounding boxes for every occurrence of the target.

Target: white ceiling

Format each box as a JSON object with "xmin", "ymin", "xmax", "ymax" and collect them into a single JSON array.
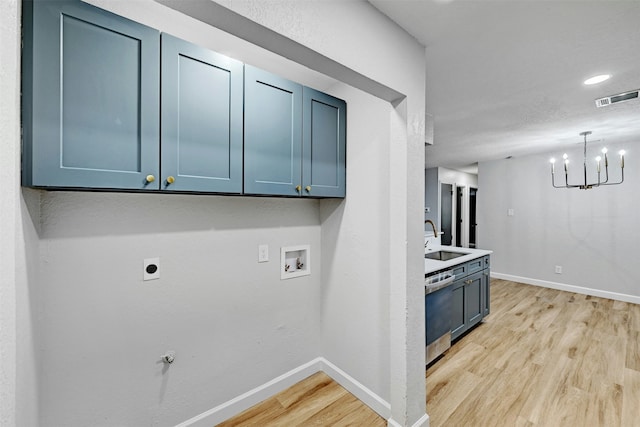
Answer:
[{"xmin": 369, "ymin": 0, "xmax": 640, "ymax": 171}]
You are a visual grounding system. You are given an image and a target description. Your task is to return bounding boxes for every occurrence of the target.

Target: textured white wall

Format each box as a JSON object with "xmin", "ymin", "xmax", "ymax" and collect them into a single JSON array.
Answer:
[
  {"xmin": 1, "ymin": 1, "xmax": 41, "ymax": 425},
  {"xmin": 478, "ymin": 143, "xmax": 639, "ymax": 299},
  {"xmin": 319, "ymin": 84, "xmax": 392, "ymax": 400},
  {"xmin": 38, "ymin": 192, "xmax": 322, "ymax": 426},
  {"xmin": 0, "ymin": 2, "xmax": 20, "ymax": 423}
]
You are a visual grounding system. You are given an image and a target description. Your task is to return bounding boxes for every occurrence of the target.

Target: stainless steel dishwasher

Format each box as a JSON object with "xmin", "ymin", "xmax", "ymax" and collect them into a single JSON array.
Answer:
[{"xmin": 425, "ymin": 269, "xmax": 455, "ymax": 365}]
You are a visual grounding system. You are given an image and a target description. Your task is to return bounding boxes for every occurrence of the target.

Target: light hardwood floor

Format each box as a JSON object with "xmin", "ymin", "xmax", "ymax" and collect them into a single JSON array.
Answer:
[
  {"xmin": 427, "ymin": 279, "xmax": 640, "ymax": 427},
  {"xmin": 218, "ymin": 279, "xmax": 640, "ymax": 426},
  {"xmin": 215, "ymin": 371, "xmax": 386, "ymax": 426}
]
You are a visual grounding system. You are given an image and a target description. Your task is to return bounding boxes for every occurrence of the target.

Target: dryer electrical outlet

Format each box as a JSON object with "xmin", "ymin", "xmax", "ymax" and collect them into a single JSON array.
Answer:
[{"xmin": 144, "ymin": 258, "xmax": 160, "ymax": 281}]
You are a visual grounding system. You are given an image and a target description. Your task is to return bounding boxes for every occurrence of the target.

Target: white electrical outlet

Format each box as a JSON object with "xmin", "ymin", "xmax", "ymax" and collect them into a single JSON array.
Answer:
[
  {"xmin": 144, "ymin": 258, "xmax": 160, "ymax": 281},
  {"xmin": 555, "ymin": 265, "xmax": 562, "ymax": 274},
  {"xmin": 258, "ymin": 244, "xmax": 269, "ymax": 263}
]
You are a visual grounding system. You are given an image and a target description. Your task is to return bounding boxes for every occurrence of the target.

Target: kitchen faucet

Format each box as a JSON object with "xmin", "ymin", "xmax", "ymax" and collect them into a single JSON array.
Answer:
[{"xmin": 425, "ymin": 219, "xmax": 438, "ymax": 238}]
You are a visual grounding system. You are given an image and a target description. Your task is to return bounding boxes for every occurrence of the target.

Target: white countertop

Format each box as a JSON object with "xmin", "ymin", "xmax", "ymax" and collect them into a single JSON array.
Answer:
[{"xmin": 424, "ymin": 245, "xmax": 493, "ymax": 276}]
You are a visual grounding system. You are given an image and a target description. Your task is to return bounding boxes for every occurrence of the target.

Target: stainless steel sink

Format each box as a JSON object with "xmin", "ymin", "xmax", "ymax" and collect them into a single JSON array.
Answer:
[{"xmin": 425, "ymin": 250, "xmax": 466, "ymax": 261}]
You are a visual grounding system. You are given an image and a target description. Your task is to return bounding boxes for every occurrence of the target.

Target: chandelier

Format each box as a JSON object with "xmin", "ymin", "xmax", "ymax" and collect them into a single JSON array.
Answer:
[{"xmin": 550, "ymin": 131, "xmax": 625, "ymax": 190}]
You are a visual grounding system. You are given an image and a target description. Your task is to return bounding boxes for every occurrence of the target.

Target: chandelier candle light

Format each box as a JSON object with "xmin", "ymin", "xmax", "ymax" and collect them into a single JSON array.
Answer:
[{"xmin": 550, "ymin": 131, "xmax": 625, "ymax": 190}]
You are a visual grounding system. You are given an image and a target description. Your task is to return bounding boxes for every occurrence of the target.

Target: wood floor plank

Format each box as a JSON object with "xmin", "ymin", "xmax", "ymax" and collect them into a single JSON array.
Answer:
[
  {"xmin": 257, "ymin": 378, "xmax": 348, "ymax": 426},
  {"xmin": 275, "ymin": 372, "xmax": 335, "ymax": 409},
  {"xmin": 630, "ymin": 303, "xmax": 640, "ymax": 331},
  {"xmin": 625, "ymin": 330, "xmax": 640, "ymax": 372},
  {"xmin": 425, "ymin": 368, "xmax": 483, "ymax": 422},
  {"xmin": 621, "ymin": 368, "xmax": 640, "ymax": 427}
]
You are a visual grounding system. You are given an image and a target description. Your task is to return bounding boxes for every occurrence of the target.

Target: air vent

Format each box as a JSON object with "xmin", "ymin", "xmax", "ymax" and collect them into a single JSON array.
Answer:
[{"xmin": 595, "ymin": 89, "xmax": 639, "ymax": 108}]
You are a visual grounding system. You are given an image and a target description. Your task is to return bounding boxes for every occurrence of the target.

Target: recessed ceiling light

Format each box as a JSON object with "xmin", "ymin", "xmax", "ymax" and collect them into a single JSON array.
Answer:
[{"xmin": 584, "ymin": 74, "xmax": 611, "ymax": 85}]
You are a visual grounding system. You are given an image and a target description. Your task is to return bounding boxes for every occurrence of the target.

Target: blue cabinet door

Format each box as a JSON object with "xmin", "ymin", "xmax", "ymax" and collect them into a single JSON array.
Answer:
[
  {"xmin": 482, "ymin": 270, "xmax": 491, "ymax": 317},
  {"xmin": 451, "ymin": 278, "xmax": 466, "ymax": 340},
  {"xmin": 465, "ymin": 271, "xmax": 484, "ymax": 327},
  {"xmin": 161, "ymin": 34, "xmax": 243, "ymax": 193},
  {"xmin": 23, "ymin": 0, "xmax": 160, "ymax": 190},
  {"xmin": 244, "ymin": 65, "xmax": 303, "ymax": 196},
  {"xmin": 302, "ymin": 87, "xmax": 346, "ymax": 198}
]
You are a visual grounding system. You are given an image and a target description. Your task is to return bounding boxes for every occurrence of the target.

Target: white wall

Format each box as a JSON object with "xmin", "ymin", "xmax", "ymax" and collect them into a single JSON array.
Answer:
[
  {"xmin": 479, "ymin": 142, "xmax": 639, "ymax": 301},
  {"xmin": 38, "ymin": 192, "xmax": 322, "ymax": 426},
  {"xmin": 320, "ymin": 84, "xmax": 392, "ymax": 400},
  {"xmin": 3, "ymin": 0, "xmax": 427, "ymax": 426},
  {"xmin": 0, "ymin": 1, "xmax": 41, "ymax": 425}
]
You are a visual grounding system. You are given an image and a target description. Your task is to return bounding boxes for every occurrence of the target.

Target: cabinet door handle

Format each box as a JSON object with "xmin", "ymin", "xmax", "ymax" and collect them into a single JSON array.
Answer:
[
  {"xmin": 145, "ymin": 174, "xmax": 155, "ymax": 184},
  {"xmin": 305, "ymin": 186, "xmax": 311, "ymax": 193},
  {"xmin": 166, "ymin": 176, "xmax": 175, "ymax": 185},
  {"xmin": 295, "ymin": 185, "xmax": 301, "ymax": 193}
]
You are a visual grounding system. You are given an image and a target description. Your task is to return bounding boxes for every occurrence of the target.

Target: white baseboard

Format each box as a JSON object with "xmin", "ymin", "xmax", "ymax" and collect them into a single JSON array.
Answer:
[
  {"xmin": 176, "ymin": 358, "xmax": 323, "ymax": 427},
  {"xmin": 491, "ymin": 272, "xmax": 640, "ymax": 305},
  {"xmin": 177, "ymin": 357, "xmax": 395, "ymax": 426},
  {"xmin": 320, "ymin": 358, "xmax": 391, "ymax": 419},
  {"xmin": 388, "ymin": 413, "xmax": 430, "ymax": 427}
]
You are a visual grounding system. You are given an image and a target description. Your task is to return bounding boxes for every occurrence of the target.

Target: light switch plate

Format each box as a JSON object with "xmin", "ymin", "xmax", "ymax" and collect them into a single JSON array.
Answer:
[
  {"xmin": 258, "ymin": 244, "xmax": 269, "ymax": 263},
  {"xmin": 144, "ymin": 258, "xmax": 160, "ymax": 281}
]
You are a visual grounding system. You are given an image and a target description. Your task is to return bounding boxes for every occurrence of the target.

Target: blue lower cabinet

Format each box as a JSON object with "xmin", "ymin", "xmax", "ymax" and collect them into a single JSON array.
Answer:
[
  {"xmin": 302, "ymin": 88, "xmax": 346, "ymax": 198},
  {"xmin": 23, "ymin": 0, "xmax": 160, "ymax": 190},
  {"xmin": 244, "ymin": 65, "xmax": 303, "ymax": 196},
  {"xmin": 161, "ymin": 34, "xmax": 243, "ymax": 193},
  {"xmin": 450, "ymin": 257, "xmax": 491, "ymax": 341}
]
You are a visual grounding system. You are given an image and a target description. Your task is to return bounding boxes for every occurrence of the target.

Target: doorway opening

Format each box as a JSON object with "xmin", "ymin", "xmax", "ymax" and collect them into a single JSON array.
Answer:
[
  {"xmin": 455, "ymin": 186, "xmax": 464, "ymax": 247},
  {"xmin": 469, "ymin": 187, "xmax": 477, "ymax": 248},
  {"xmin": 440, "ymin": 183, "xmax": 452, "ymax": 246}
]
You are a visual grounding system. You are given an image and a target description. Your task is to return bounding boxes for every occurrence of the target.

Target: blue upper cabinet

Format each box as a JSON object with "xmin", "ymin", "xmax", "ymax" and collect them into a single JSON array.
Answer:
[
  {"xmin": 22, "ymin": 0, "xmax": 160, "ymax": 190},
  {"xmin": 160, "ymin": 34, "xmax": 243, "ymax": 193},
  {"xmin": 244, "ymin": 65, "xmax": 303, "ymax": 196},
  {"xmin": 244, "ymin": 66, "xmax": 347, "ymax": 198},
  {"xmin": 23, "ymin": 0, "xmax": 346, "ymax": 198},
  {"xmin": 302, "ymin": 88, "xmax": 347, "ymax": 198}
]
